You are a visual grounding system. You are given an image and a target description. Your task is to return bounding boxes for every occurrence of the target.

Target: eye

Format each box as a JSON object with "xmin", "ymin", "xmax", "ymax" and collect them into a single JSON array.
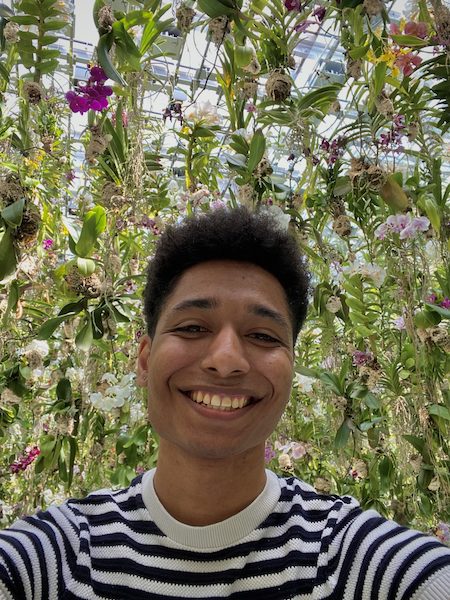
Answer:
[
  {"xmin": 248, "ymin": 332, "xmax": 282, "ymax": 344},
  {"xmin": 171, "ymin": 325, "xmax": 208, "ymax": 334}
]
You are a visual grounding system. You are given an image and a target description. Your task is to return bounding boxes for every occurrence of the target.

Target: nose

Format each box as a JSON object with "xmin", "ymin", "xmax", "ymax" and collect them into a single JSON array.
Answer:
[{"xmin": 200, "ymin": 326, "xmax": 250, "ymax": 377}]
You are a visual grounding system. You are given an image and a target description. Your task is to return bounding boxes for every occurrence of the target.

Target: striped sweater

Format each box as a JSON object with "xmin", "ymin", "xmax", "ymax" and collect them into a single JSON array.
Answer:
[{"xmin": 1, "ymin": 469, "xmax": 450, "ymax": 599}]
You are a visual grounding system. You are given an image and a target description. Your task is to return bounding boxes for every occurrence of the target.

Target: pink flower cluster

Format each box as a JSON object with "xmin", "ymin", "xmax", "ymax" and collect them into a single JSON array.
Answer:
[
  {"xmin": 66, "ymin": 66, "xmax": 113, "ymax": 114},
  {"xmin": 284, "ymin": 0, "xmax": 301, "ymax": 10},
  {"xmin": 42, "ymin": 238, "xmax": 53, "ymax": 250},
  {"xmin": 320, "ymin": 136, "xmax": 345, "ymax": 165},
  {"xmin": 395, "ymin": 52, "xmax": 422, "ymax": 77},
  {"xmin": 390, "ymin": 21, "xmax": 428, "ymax": 39},
  {"xmin": 379, "ymin": 114, "xmax": 406, "ymax": 153},
  {"xmin": 10, "ymin": 446, "xmax": 40, "ymax": 474},
  {"xmin": 352, "ymin": 350, "xmax": 374, "ymax": 366},
  {"xmin": 375, "ymin": 214, "xmax": 430, "ymax": 240}
]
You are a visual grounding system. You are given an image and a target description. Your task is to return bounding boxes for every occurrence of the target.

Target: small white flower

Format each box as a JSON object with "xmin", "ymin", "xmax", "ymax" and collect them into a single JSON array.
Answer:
[
  {"xmin": 101, "ymin": 372, "xmax": 118, "ymax": 384},
  {"xmin": 130, "ymin": 403, "xmax": 145, "ymax": 423},
  {"xmin": 88, "ymin": 392, "xmax": 103, "ymax": 408},
  {"xmin": 22, "ymin": 340, "xmax": 49, "ymax": 357},
  {"xmin": 293, "ymin": 373, "xmax": 315, "ymax": 393}
]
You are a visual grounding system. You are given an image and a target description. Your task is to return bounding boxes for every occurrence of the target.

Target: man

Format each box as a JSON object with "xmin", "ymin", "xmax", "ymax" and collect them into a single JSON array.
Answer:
[{"xmin": 1, "ymin": 207, "xmax": 450, "ymax": 599}]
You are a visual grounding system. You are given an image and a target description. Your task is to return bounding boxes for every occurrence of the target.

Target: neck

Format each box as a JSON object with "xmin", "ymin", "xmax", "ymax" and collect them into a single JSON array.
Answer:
[{"xmin": 153, "ymin": 441, "xmax": 267, "ymax": 526}]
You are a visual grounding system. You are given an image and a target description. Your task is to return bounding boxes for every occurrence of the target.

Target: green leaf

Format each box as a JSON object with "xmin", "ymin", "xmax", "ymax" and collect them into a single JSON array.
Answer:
[
  {"xmin": 37, "ymin": 59, "xmax": 59, "ymax": 74},
  {"xmin": 39, "ymin": 434, "xmax": 57, "ymax": 456},
  {"xmin": 414, "ymin": 309, "xmax": 441, "ymax": 328},
  {"xmin": 36, "ymin": 311, "xmax": 78, "ymax": 339},
  {"xmin": 97, "ymin": 32, "xmax": 126, "ymax": 86},
  {"xmin": 36, "ymin": 48, "xmax": 60, "ymax": 59},
  {"xmin": 348, "ymin": 43, "xmax": 370, "ymax": 59},
  {"xmin": 40, "ymin": 34, "xmax": 59, "ymax": 45},
  {"xmin": 75, "ymin": 206, "xmax": 107, "ymax": 257},
  {"xmin": 197, "ymin": 0, "xmax": 237, "ymax": 18},
  {"xmin": 2, "ymin": 280, "xmax": 19, "ymax": 323},
  {"xmin": 10, "ymin": 15, "xmax": 39, "ymax": 25},
  {"xmin": 56, "ymin": 378, "xmax": 72, "ymax": 402},
  {"xmin": 390, "ymin": 34, "xmax": 428, "ymax": 47},
  {"xmin": 425, "ymin": 303, "xmax": 450, "ymax": 320},
  {"xmin": 192, "ymin": 126, "xmax": 217, "ymax": 137},
  {"xmin": 75, "ymin": 318, "xmax": 93, "ymax": 352},
  {"xmin": 247, "ymin": 129, "xmax": 266, "ymax": 173},
  {"xmin": 224, "ymin": 152, "xmax": 247, "ymax": 168},
  {"xmin": 42, "ymin": 19, "xmax": 67, "ymax": 30},
  {"xmin": 378, "ymin": 455, "xmax": 394, "ymax": 491},
  {"xmin": 77, "ymin": 257, "xmax": 96, "ymax": 276},
  {"xmin": 1, "ymin": 197, "xmax": 25, "ymax": 228},
  {"xmin": 428, "ymin": 404, "xmax": 450, "ymax": 421},
  {"xmin": 333, "ymin": 176, "xmax": 352, "ymax": 196},
  {"xmin": 318, "ymin": 371, "xmax": 344, "ymax": 396},
  {"xmin": 0, "ymin": 229, "xmax": 17, "ymax": 282},
  {"xmin": 403, "ymin": 434, "xmax": 425, "ymax": 455},
  {"xmin": 334, "ymin": 419, "xmax": 351, "ymax": 448},
  {"xmin": 373, "ymin": 62, "xmax": 387, "ymax": 101},
  {"xmin": 112, "ymin": 21, "xmax": 141, "ymax": 70}
]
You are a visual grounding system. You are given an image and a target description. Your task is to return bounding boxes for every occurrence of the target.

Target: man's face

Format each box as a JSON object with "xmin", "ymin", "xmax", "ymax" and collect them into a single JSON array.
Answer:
[{"xmin": 137, "ymin": 260, "xmax": 294, "ymax": 463}]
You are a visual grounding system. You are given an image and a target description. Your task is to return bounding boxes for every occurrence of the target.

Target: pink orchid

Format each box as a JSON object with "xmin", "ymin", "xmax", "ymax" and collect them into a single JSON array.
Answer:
[{"xmin": 395, "ymin": 52, "xmax": 422, "ymax": 77}]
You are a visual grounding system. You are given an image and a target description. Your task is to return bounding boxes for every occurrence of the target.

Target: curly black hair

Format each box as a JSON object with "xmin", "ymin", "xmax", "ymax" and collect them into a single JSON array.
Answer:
[{"xmin": 143, "ymin": 207, "xmax": 310, "ymax": 340}]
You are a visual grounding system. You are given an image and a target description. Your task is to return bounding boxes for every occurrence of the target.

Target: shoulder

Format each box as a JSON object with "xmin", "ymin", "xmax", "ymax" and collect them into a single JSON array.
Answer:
[
  {"xmin": 0, "ymin": 476, "xmax": 146, "ymax": 598},
  {"xmin": 272, "ymin": 474, "xmax": 450, "ymax": 599},
  {"xmin": 66, "ymin": 473, "xmax": 146, "ymax": 518},
  {"xmin": 274, "ymin": 473, "xmax": 362, "ymax": 521}
]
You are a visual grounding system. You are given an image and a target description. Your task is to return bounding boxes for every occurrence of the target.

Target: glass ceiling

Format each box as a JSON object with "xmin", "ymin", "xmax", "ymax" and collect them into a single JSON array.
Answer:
[{"xmin": 3, "ymin": 0, "xmax": 447, "ymax": 193}]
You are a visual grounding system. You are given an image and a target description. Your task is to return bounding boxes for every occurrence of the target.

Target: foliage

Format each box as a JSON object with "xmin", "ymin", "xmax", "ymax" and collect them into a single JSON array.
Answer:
[{"xmin": 0, "ymin": 0, "xmax": 449, "ymax": 543}]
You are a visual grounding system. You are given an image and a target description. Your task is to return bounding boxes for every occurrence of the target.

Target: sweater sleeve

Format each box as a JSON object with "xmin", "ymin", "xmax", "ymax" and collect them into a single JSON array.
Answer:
[
  {"xmin": 0, "ymin": 503, "xmax": 81, "ymax": 600},
  {"xmin": 411, "ymin": 568, "xmax": 450, "ymax": 600},
  {"xmin": 319, "ymin": 503, "xmax": 450, "ymax": 600}
]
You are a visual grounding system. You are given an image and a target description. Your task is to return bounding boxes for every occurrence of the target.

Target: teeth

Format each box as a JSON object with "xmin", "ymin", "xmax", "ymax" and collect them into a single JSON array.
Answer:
[{"xmin": 188, "ymin": 391, "xmax": 252, "ymax": 411}]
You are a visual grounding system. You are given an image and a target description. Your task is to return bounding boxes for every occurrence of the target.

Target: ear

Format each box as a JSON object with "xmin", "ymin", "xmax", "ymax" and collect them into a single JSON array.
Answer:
[{"xmin": 136, "ymin": 334, "xmax": 152, "ymax": 387}]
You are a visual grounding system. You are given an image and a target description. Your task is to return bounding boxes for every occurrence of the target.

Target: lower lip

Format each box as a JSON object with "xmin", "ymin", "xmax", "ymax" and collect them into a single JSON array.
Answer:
[{"xmin": 183, "ymin": 393, "xmax": 256, "ymax": 419}]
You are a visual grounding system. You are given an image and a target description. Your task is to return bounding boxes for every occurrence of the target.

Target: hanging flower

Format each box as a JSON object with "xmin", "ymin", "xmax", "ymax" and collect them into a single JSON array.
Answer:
[
  {"xmin": 390, "ymin": 20, "xmax": 428, "ymax": 39},
  {"xmin": 352, "ymin": 350, "xmax": 374, "ymax": 366},
  {"xmin": 10, "ymin": 446, "xmax": 41, "ymax": 474},
  {"xmin": 394, "ymin": 51, "xmax": 422, "ymax": 77},
  {"xmin": 65, "ymin": 65, "xmax": 113, "ymax": 114},
  {"xmin": 42, "ymin": 238, "xmax": 53, "ymax": 250},
  {"xmin": 284, "ymin": 0, "xmax": 301, "ymax": 11},
  {"xmin": 375, "ymin": 214, "xmax": 430, "ymax": 240},
  {"xmin": 392, "ymin": 316, "xmax": 406, "ymax": 330}
]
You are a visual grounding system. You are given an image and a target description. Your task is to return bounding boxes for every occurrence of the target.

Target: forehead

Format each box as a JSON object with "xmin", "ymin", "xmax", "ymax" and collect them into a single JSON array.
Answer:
[{"xmin": 164, "ymin": 260, "xmax": 290, "ymax": 317}]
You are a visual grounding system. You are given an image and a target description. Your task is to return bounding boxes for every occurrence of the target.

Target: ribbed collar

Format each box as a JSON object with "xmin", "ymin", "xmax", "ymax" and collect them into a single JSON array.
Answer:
[{"xmin": 141, "ymin": 469, "xmax": 281, "ymax": 549}]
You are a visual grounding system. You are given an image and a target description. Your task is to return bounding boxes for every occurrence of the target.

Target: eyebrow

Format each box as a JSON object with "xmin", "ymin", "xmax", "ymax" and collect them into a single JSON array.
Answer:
[{"xmin": 172, "ymin": 297, "xmax": 291, "ymax": 334}]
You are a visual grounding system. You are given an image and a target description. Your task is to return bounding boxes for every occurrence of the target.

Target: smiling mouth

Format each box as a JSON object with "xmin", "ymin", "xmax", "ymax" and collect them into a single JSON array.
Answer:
[{"xmin": 184, "ymin": 390, "xmax": 258, "ymax": 411}]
